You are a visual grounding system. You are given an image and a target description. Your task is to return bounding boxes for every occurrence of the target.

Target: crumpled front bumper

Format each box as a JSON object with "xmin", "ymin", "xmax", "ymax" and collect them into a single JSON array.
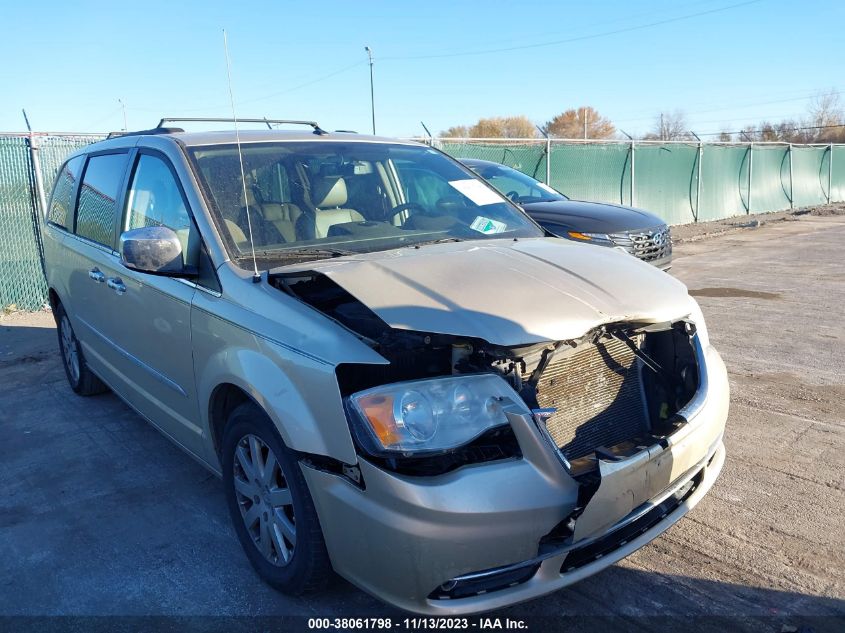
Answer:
[{"xmin": 301, "ymin": 343, "xmax": 729, "ymax": 615}]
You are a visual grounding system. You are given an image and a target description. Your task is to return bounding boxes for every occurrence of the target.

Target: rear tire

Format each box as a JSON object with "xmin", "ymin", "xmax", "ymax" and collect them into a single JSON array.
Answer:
[
  {"xmin": 55, "ymin": 303, "xmax": 107, "ymax": 396},
  {"xmin": 222, "ymin": 401, "xmax": 332, "ymax": 595}
]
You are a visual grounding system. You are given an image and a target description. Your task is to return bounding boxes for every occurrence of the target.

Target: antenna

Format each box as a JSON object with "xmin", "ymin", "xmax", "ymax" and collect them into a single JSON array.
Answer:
[
  {"xmin": 223, "ymin": 29, "xmax": 261, "ymax": 283},
  {"xmin": 420, "ymin": 121, "xmax": 433, "ymax": 140},
  {"xmin": 118, "ymin": 99, "xmax": 128, "ymax": 131}
]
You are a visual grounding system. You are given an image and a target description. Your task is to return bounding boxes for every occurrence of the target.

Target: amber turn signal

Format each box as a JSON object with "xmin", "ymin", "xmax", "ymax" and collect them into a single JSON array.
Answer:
[{"xmin": 568, "ymin": 231, "xmax": 592, "ymax": 241}]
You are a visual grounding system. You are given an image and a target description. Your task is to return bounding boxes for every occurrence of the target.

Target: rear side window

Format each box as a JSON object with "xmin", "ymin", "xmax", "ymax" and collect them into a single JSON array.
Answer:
[
  {"xmin": 48, "ymin": 156, "xmax": 84, "ymax": 229},
  {"xmin": 75, "ymin": 153, "xmax": 130, "ymax": 247}
]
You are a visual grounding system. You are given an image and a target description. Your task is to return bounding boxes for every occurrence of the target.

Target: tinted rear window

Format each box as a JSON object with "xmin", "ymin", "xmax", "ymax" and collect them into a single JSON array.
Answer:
[
  {"xmin": 75, "ymin": 153, "xmax": 129, "ymax": 247},
  {"xmin": 48, "ymin": 155, "xmax": 84, "ymax": 229}
]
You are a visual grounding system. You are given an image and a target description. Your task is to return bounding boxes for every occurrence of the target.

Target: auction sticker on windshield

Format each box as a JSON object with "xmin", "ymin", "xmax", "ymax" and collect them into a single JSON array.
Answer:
[
  {"xmin": 470, "ymin": 216, "xmax": 507, "ymax": 234},
  {"xmin": 449, "ymin": 179, "xmax": 503, "ymax": 206}
]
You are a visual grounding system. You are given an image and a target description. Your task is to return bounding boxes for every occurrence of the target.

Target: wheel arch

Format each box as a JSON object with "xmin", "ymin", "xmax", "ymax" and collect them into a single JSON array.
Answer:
[
  {"xmin": 209, "ymin": 382, "xmax": 256, "ymax": 458},
  {"xmin": 48, "ymin": 288, "xmax": 60, "ymax": 310},
  {"xmin": 196, "ymin": 342, "xmax": 358, "ymax": 466}
]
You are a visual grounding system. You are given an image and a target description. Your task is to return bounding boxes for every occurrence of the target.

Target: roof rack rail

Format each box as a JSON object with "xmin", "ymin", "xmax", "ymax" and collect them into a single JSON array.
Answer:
[
  {"xmin": 106, "ymin": 127, "xmax": 185, "ymax": 139},
  {"xmin": 156, "ymin": 117, "xmax": 328, "ymax": 135}
]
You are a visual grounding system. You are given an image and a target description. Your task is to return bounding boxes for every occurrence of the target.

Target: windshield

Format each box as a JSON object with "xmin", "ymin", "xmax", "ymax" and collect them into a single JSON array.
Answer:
[
  {"xmin": 188, "ymin": 142, "xmax": 543, "ymax": 267},
  {"xmin": 467, "ymin": 162, "xmax": 568, "ymax": 204}
]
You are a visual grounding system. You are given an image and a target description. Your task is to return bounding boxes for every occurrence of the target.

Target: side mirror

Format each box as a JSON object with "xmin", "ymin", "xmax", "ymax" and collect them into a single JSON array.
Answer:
[{"xmin": 120, "ymin": 226, "xmax": 192, "ymax": 276}]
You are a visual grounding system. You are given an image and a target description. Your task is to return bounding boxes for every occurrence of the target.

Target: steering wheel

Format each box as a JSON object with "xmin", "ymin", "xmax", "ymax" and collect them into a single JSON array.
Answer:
[
  {"xmin": 387, "ymin": 202, "xmax": 427, "ymax": 221},
  {"xmin": 505, "ymin": 190, "xmax": 521, "ymax": 202}
]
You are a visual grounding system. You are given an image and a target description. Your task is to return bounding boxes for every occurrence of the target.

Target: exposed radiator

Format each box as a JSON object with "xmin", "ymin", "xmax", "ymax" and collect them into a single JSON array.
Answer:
[{"xmin": 528, "ymin": 336, "xmax": 649, "ymax": 460}]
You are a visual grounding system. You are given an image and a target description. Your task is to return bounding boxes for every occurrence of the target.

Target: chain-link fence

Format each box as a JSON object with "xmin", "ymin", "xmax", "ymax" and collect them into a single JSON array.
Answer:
[
  {"xmin": 0, "ymin": 134, "xmax": 102, "ymax": 310},
  {"xmin": 1, "ymin": 132, "xmax": 844, "ymax": 311}
]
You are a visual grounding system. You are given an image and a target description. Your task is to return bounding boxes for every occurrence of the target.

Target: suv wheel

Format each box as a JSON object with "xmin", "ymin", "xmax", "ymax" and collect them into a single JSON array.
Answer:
[
  {"xmin": 55, "ymin": 303, "xmax": 107, "ymax": 396},
  {"xmin": 222, "ymin": 402, "xmax": 331, "ymax": 594}
]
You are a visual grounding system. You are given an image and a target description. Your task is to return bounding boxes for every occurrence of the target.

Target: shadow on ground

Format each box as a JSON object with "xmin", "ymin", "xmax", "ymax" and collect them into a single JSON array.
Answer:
[{"xmin": 0, "ymin": 322, "xmax": 842, "ymax": 630}]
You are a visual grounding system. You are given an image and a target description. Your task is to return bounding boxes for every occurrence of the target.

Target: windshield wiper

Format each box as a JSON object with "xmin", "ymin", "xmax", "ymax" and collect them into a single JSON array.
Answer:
[
  {"xmin": 408, "ymin": 237, "xmax": 465, "ymax": 248},
  {"xmin": 255, "ymin": 247, "xmax": 357, "ymax": 261}
]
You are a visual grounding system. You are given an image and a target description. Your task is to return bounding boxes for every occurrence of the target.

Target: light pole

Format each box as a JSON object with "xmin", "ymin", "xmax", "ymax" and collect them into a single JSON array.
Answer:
[
  {"xmin": 119, "ymin": 98, "xmax": 128, "ymax": 131},
  {"xmin": 364, "ymin": 46, "xmax": 375, "ymax": 134}
]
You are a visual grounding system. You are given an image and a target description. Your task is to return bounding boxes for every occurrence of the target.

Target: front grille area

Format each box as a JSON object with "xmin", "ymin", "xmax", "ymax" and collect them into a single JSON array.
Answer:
[
  {"xmin": 530, "ymin": 336, "xmax": 648, "ymax": 460},
  {"xmin": 610, "ymin": 226, "xmax": 672, "ymax": 263}
]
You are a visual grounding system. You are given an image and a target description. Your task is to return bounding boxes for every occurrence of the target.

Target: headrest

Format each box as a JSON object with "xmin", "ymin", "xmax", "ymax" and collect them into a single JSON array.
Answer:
[
  {"xmin": 312, "ymin": 176, "xmax": 348, "ymax": 208},
  {"xmin": 262, "ymin": 203, "xmax": 293, "ymax": 221},
  {"xmin": 244, "ymin": 186, "xmax": 257, "ymax": 208}
]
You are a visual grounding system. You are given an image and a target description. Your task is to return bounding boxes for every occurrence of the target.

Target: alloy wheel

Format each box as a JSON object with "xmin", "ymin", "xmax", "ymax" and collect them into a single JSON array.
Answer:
[{"xmin": 232, "ymin": 434, "xmax": 297, "ymax": 566}]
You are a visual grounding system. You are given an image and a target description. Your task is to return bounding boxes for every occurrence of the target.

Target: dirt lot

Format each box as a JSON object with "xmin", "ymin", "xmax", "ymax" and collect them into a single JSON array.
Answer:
[{"xmin": 1, "ymin": 213, "xmax": 843, "ymax": 630}]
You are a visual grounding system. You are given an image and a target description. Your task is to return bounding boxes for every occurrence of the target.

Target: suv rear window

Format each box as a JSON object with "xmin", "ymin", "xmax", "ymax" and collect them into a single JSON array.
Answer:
[
  {"xmin": 48, "ymin": 155, "xmax": 84, "ymax": 229},
  {"xmin": 75, "ymin": 153, "xmax": 130, "ymax": 248}
]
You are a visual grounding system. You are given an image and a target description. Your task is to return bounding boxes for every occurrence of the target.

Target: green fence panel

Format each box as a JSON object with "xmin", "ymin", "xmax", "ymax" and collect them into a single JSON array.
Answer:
[
  {"xmin": 698, "ymin": 145, "xmax": 748, "ymax": 221},
  {"xmin": 791, "ymin": 146, "xmax": 828, "ymax": 207},
  {"xmin": 438, "ymin": 142, "xmax": 548, "ymax": 182},
  {"xmin": 749, "ymin": 145, "xmax": 790, "ymax": 214},
  {"xmin": 0, "ymin": 135, "xmax": 99, "ymax": 310},
  {"xmin": 40, "ymin": 136, "xmax": 101, "ymax": 187},
  {"xmin": 819, "ymin": 147, "xmax": 832, "ymax": 203},
  {"xmin": 632, "ymin": 144, "xmax": 698, "ymax": 225},
  {"xmin": 0, "ymin": 137, "xmax": 44, "ymax": 310},
  {"xmin": 831, "ymin": 146, "xmax": 845, "ymax": 202},
  {"xmin": 549, "ymin": 143, "xmax": 631, "ymax": 205}
]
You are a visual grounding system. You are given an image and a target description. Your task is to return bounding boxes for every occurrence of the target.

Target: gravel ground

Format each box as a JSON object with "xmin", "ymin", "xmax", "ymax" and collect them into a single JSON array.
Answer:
[
  {"xmin": 670, "ymin": 202, "xmax": 845, "ymax": 243},
  {"xmin": 1, "ymin": 212, "xmax": 843, "ymax": 632}
]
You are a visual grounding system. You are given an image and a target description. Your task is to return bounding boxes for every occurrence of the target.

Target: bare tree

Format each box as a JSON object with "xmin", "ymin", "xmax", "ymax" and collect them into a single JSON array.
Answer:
[
  {"xmin": 645, "ymin": 110, "xmax": 690, "ymax": 141},
  {"xmin": 718, "ymin": 131, "xmax": 733, "ymax": 142},
  {"xmin": 803, "ymin": 91, "xmax": 844, "ymax": 142},
  {"xmin": 758, "ymin": 122, "xmax": 780, "ymax": 142},
  {"xmin": 741, "ymin": 91, "xmax": 844, "ymax": 144}
]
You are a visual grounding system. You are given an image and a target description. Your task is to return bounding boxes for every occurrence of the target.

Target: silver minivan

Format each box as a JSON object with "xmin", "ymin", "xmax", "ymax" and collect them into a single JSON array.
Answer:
[{"xmin": 42, "ymin": 120, "xmax": 729, "ymax": 614}]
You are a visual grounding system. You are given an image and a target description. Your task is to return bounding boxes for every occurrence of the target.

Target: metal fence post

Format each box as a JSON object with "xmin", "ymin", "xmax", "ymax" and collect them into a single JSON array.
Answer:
[
  {"xmin": 829, "ymin": 143, "xmax": 834, "ymax": 204},
  {"xmin": 535, "ymin": 126, "xmax": 551, "ymax": 185},
  {"xmin": 788, "ymin": 143, "xmax": 794, "ymax": 210},
  {"xmin": 26, "ymin": 134, "xmax": 48, "ymax": 217},
  {"xmin": 631, "ymin": 140, "xmax": 636, "ymax": 207},
  {"xmin": 25, "ymin": 133, "xmax": 49, "ymax": 284},
  {"xmin": 696, "ymin": 141, "xmax": 703, "ymax": 221},
  {"xmin": 690, "ymin": 131, "xmax": 703, "ymax": 222},
  {"xmin": 747, "ymin": 142, "xmax": 753, "ymax": 214}
]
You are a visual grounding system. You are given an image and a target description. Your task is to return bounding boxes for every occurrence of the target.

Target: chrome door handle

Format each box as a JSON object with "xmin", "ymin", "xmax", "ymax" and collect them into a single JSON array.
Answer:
[
  {"xmin": 106, "ymin": 277, "xmax": 126, "ymax": 295},
  {"xmin": 88, "ymin": 268, "xmax": 105, "ymax": 283}
]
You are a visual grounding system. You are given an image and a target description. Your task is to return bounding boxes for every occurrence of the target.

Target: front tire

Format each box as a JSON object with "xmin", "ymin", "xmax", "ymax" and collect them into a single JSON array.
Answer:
[
  {"xmin": 55, "ymin": 303, "xmax": 107, "ymax": 396},
  {"xmin": 222, "ymin": 402, "xmax": 331, "ymax": 595}
]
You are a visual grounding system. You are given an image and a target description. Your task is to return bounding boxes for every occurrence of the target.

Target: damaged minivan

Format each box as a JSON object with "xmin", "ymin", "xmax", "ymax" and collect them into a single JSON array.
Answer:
[{"xmin": 42, "ymin": 120, "xmax": 729, "ymax": 614}]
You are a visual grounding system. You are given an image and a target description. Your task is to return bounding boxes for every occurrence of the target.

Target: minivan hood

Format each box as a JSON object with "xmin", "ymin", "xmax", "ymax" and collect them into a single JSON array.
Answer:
[{"xmin": 281, "ymin": 238, "xmax": 691, "ymax": 346}]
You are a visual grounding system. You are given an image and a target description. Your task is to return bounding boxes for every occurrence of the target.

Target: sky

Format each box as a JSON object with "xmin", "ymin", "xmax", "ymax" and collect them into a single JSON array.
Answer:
[{"xmin": 0, "ymin": 0, "xmax": 842, "ymax": 138}]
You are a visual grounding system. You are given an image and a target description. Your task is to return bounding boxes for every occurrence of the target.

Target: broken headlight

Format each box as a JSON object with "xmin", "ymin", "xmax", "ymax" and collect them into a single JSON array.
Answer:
[{"xmin": 347, "ymin": 374, "xmax": 527, "ymax": 455}]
